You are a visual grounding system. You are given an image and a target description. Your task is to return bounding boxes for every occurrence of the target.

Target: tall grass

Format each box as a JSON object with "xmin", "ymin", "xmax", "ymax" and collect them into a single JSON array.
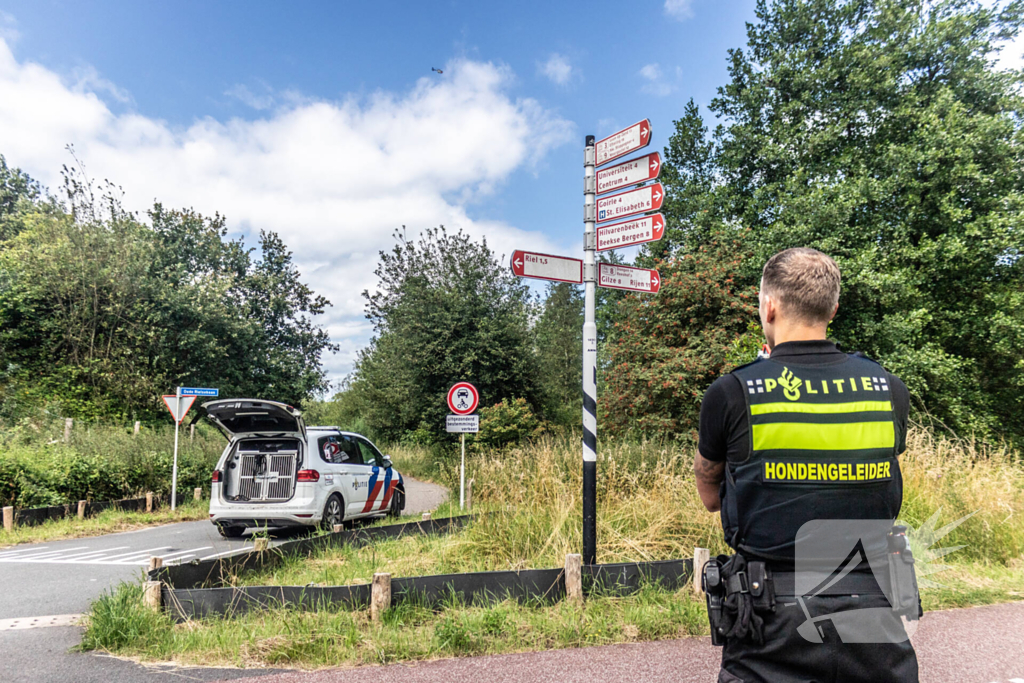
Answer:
[{"xmin": 388, "ymin": 426, "xmax": 1023, "ymax": 571}]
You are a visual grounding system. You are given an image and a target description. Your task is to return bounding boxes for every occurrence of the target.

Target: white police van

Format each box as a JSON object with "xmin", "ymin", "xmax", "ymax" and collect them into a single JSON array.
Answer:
[{"xmin": 205, "ymin": 399, "xmax": 405, "ymax": 538}]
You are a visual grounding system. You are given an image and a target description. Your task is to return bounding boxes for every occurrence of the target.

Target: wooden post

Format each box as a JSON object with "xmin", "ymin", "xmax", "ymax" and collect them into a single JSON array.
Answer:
[
  {"xmin": 371, "ymin": 572, "xmax": 391, "ymax": 623},
  {"xmin": 190, "ymin": 423, "xmax": 195, "ymax": 442},
  {"xmin": 193, "ymin": 487, "xmax": 202, "ymax": 502},
  {"xmin": 421, "ymin": 512, "xmax": 431, "ymax": 521},
  {"xmin": 466, "ymin": 478, "xmax": 474, "ymax": 512},
  {"xmin": 2, "ymin": 506, "xmax": 13, "ymax": 532},
  {"xmin": 693, "ymin": 547, "xmax": 710, "ymax": 596},
  {"xmin": 253, "ymin": 537, "xmax": 269, "ymax": 552},
  {"xmin": 64, "ymin": 418, "xmax": 73, "ymax": 443},
  {"xmin": 146, "ymin": 492, "xmax": 153, "ymax": 513},
  {"xmin": 133, "ymin": 421, "xmax": 140, "ymax": 436},
  {"xmin": 148, "ymin": 556, "xmax": 163, "ymax": 572},
  {"xmin": 143, "ymin": 581, "xmax": 161, "ymax": 610},
  {"xmin": 77, "ymin": 500, "xmax": 86, "ymax": 519},
  {"xmin": 565, "ymin": 553, "xmax": 583, "ymax": 605},
  {"xmin": 332, "ymin": 524, "xmax": 344, "ymax": 533}
]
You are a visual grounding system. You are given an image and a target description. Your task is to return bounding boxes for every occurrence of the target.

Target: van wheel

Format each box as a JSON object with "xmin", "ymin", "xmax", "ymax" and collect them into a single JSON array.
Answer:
[
  {"xmin": 217, "ymin": 524, "xmax": 245, "ymax": 538},
  {"xmin": 388, "ymin": 490, "xmax": 404, "ymax": 518},
  {"xmin": 321, "ymin": 494, "xmax": 344, "ymax": 530}
]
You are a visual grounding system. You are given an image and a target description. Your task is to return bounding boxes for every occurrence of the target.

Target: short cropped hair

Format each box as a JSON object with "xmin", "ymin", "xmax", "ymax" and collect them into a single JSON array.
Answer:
[{"xmin": 761, "ymin": 248, "xmax": 841, "ymax": 325}]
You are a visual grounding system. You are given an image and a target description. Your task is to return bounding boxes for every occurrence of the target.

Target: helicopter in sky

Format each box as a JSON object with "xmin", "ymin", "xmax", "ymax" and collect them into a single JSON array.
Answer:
[{"xmin": 431, "ymin": 67, "xmax": 443, "ymax": 74}]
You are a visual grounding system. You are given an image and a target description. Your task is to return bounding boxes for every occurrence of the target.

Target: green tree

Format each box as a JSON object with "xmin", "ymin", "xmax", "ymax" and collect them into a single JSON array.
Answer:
[
  {"xmin": 604, "ymin": 234, "xmax": 758, "ymax": 437},
  {"xmin": 534, "ymin": 282, "xmax": 583, "ymax": 424},
  {"xmin": 0, "ymin": 154, "xmax": 42, "ymax": 242},
  {"xmin": 348, "ymin": 227, "xmax": 539, "ymax": 441},
  {"xmin": 649, "ymin": 0, "xmax": 1024, "ymax": 438}
]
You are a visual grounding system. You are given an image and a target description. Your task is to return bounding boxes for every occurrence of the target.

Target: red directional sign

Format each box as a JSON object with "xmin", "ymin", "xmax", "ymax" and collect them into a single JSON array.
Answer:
[
  {"xmin": 597, "ymin": 213, "xmax": 665, "ymax": 252},
  {"xmin": 598, "ymin": 263, "xmax": 661, "ymax": 294},
  {"xmin": 447, "ymin": 382, "xmax": 480, "ymax": 415},
  {"xmin": 510, "ymin": 250, "xmax": 583, "ymax": 284},
  {"xmin": 595, "ymin": 119, "xmax": 651, "ymax": 167},
  {"xmin": 597, "ymin": 182, "xmax": 663, "ymax": 223},
  {"xmin": 596, "ymin": 152, "xmax": 661, "ymax": 195}
]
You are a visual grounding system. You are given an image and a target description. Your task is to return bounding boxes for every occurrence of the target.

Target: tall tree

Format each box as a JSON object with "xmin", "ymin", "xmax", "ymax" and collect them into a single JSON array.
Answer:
[
  {"xmin": 534, "ymin": 282, "xmax": 583, "ymax": 424},
  {"xmin": 645, "ymin": 0, "xmax": 1024, "ymax": 438},
  {"xmin": 349, "ymin": 227, "xmax": 539, "ymax": 441}
]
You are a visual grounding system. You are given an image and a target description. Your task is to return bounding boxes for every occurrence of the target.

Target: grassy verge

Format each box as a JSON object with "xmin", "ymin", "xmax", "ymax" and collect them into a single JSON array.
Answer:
[
  {"xmin": 0, "ymin": 498, "xmax": 210, "ymax": 547},
  {"xmin": 81, "ymin": 427, "xmax": 1024, "ymax": 668},
  {"xmin": 83, "ymin": 580, "xmax": 709, "ymax": 668}
]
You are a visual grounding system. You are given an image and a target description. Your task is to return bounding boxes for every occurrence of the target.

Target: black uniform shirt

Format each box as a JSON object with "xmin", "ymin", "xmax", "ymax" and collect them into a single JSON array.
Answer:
[{"xmin": 698, "ymin": 340, "xmax": 911, "ymax": 464}]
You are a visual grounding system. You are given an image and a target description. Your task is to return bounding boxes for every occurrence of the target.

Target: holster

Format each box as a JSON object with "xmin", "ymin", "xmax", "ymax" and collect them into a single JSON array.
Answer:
[
  {"xmin": 887, "ymin": 525, "xmax": 923, "ymax": 620},
  {"xmin": 703, "ymin": 554, "xmax": 777, "ymax": 646}
]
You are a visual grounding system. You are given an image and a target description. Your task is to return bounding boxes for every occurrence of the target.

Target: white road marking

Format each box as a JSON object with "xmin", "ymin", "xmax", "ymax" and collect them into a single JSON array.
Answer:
[
  {"xmin": 54, "ymin": 546, "xmax": 130, "ymax": 561},
  {"xmin": 198, "ymin": 547, "xmax": 249, "ymax": 560},
  {"xmin": 0, "ymin": 547, "xmax": 89, "ymax": 561},
  {"xmin": 0, "ymin": 547, "xmax": 50, "ymax": 558},
  {"xmin": 0, "ymin": 614, "xmax": 82, "ymax": 631}
]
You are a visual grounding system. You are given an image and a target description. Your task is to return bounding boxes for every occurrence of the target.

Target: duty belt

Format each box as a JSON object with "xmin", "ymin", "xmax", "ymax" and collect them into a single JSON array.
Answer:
[{"xmin": 770, "ymin": 570, "xmax": 889, "ymax": 598}]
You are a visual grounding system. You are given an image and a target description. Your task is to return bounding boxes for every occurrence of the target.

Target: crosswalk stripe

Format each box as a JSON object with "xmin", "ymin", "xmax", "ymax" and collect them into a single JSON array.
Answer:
[
  {"xmin": 0, "ymin": 547, "xmax": 88, "ymax": 561},
  {"xmin": 56, "ymin": 546, "xmax": 130, "ymax": 561},
  {"xmin": 0, "ymin": 547, "xmax": 50, "ymax": 558}
]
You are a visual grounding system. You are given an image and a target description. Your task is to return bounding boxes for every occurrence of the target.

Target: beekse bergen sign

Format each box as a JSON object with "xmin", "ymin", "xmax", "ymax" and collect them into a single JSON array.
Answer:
[
  {"xmin": 596, "ymin": 183, "xmax": 664, "ymax": 223},
  {"xmin": 595, "ymin": 119, "xmax": 651, "ymax": 167},
  {"xmin": 597, "ymin": 213, "xmax": 665, "ymax": 252},
  {"xmin": 596, "ymin": 152, "xmax": 661, "ymax": 195},
  {"xmin": 446, "ymin": 415, "xmax": 480, "ymax": 433},
  {"xmin": 510, "ymin": 250, "xmax": 583, "ymax": 284},
  {"xmin": 598, "ymin": 263, "xmax": 662, "ymax": 294}
]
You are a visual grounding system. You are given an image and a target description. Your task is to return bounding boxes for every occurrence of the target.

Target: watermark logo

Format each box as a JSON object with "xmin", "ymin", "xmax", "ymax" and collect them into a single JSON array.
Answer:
[{"xmin": 793, "ymin": 510, "xmax": 975, "ymax": 643}]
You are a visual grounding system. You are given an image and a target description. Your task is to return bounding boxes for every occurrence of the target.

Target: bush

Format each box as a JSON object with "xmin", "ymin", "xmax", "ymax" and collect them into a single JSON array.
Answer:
[{"xmin": 474, "ymin": 398, "xmax": 544, "ymax": 449}]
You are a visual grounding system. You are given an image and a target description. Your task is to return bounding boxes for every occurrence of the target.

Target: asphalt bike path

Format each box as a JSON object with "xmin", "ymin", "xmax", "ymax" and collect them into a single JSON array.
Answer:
[
  {"xmin": 0, "ymin": 476, "xmax": 447, "ymax": 683},
  {"xmin": 220, "ymin": 601, "xmax": 1024, "ymax": 683}
]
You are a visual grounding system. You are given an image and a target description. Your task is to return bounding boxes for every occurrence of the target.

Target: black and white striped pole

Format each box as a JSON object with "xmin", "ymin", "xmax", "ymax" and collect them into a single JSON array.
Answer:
[{"xmin": 582, "ymin": 134, "xmax": 598, "ymax": 565}]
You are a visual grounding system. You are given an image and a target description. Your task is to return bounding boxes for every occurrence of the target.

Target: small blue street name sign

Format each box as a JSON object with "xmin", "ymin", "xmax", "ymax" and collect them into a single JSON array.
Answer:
[{"xmin": 179, "ymin": 387, "xmax": 219, "ymax": 397}]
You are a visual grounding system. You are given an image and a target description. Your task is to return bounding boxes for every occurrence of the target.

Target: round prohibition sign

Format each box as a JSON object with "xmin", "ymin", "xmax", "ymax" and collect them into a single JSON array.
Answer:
[{"xmin": 447, "ymin": 382, "xmax": 479, "ymax": 415}]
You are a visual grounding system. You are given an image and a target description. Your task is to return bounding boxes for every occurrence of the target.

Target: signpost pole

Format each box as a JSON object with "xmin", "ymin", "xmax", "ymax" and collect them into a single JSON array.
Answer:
[
  {"xmin": 460, "ymin": 433, "xmax": 466, "ymax": 511},
  {"xmin": 171, "ymin": 386, "xmax": 181, "ymax": 511},
  {"xmin": 582, "ymin": 135, "xmax": 598, "ymax": 565}
]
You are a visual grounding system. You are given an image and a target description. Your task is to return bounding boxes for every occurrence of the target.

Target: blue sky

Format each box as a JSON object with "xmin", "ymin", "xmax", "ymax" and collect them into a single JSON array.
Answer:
[{"xmin": 0, "ymin": 0, "xmax": 760, "ymax": 383}]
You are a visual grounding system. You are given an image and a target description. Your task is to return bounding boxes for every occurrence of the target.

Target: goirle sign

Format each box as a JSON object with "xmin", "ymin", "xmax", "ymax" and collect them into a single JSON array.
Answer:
[
  {"xmin": 596, "ymin": 183, "xmax": 663, "ymax": 223},
  {"xmin": 447, "ymin": 382, "xmax": 480, "ymax": 415}
]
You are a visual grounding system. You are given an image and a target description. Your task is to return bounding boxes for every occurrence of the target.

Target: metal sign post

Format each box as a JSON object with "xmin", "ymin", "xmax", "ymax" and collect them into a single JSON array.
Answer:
[
  {"xmin": 171, "ymin": 387, "xmax": 181, "ymax": 511},
  {"xmin": 583, "ymin": 135, "xmax": 598, "ymax": 565},
  {"xmin": 446, "ymin": 383, "xmax": 480, "ymax": 511}
]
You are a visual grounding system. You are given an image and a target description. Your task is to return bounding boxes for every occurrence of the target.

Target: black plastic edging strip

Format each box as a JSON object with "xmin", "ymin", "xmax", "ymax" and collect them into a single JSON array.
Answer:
[
  {"xmin": 12, "ymin": 495, "xmax": 169, "ymax": 527},
  {"xmin": 153, "ymin": 514, "xmax": 476, "ymax": 589},
  {"xmin": 162, "ymin": 559, "xmax": 694, "ymax": 621}
]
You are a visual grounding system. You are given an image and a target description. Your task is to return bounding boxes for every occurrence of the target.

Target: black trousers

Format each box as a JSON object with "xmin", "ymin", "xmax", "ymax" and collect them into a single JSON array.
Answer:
[{"xmin": 718, "ymin": 595, "xmax": 919, "ymax": 683}]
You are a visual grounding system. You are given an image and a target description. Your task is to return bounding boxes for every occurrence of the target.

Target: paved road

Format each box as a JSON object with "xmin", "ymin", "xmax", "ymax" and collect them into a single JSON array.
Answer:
[
  {"xmin": 219, "ymin": 601, "xmax": 1024, "ymax": 683},
  {"xmin": 0, "ymin": 477, "xmax": 447, "ymax": 683}
]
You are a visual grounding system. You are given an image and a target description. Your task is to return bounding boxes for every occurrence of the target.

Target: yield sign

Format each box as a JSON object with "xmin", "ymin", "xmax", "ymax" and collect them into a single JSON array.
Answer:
[
  {"xmin": 597, "ymin": 213, "xmax": 665, "ymax": 252},
  {"xmin": 596, "ymin": 152, "xmax": 661, "ymax": 195},
  {"xmin": 597, "ymin": 183, "xmax": 664, "ymax": 223},
  {"xmin": 595, "ymin": 119, "xmax": 652, "ymax": 167},
  {"xmin": 162, "ymin": 395, "xmax": 197, "ymax": 424},
  {"xmin": 511, "ymin": 250, "xmax": 583, "ymax": 284},
  {"xmin": 598, "ymin": 263, "xmax": 661, "ymax": 294}
]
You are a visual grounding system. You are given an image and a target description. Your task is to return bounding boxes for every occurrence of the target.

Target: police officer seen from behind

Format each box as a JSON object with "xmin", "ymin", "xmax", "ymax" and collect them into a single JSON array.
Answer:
[{"xmin": 695, "ymin": 248, "xmax": 919, "ymax": 682}]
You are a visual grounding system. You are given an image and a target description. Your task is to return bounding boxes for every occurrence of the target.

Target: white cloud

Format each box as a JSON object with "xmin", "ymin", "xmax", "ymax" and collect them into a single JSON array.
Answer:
[
  {"xmin": 638, "ymin": 62, "xmax": 675, "ymax": 97},
  {"xmin": 0, "ymin": 39, "xmax": 574, "ymax": 382},
  {"xmin": 538, "ymin": 53, "xmax": 574, "ymax": 85},
  {"xmin": 664, "ymin": 0, "xmax": 695, "ymax": 21}
]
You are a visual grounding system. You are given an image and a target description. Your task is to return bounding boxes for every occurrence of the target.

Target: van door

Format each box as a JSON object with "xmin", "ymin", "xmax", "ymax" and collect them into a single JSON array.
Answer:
[
  {"xmin": 332, "ymin": 435, "xmax": 372, "ymax": 516},
  {"xmin": 354, "ymin": 437, "xmax": 396, "ymax": 515}
]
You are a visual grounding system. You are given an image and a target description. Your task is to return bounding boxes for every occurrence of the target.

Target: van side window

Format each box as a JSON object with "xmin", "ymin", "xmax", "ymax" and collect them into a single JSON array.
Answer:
[
  {"xmin": 355, "ymin": 439, "xmax": 383, "ymax": 466},
  {"xmin": 319, "ymin": 435, "xmax": 358, "ymax": 464}
]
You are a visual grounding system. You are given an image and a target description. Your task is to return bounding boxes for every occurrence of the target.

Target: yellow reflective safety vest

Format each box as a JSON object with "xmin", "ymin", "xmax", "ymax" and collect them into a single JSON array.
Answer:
[{"xmin": 722, "ymin": 354, "xmax": 903, "ymax": 561}]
